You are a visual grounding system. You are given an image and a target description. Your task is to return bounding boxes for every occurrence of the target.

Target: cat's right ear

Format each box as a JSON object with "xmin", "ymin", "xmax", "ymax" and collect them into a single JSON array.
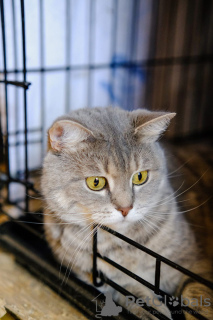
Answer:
[{"xmin": 48, "ymin": 120, "xmax": 94, "ymax": 152}]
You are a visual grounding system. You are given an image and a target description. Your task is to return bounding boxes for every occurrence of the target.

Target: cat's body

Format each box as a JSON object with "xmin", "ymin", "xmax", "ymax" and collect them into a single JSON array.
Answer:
[{"xmin": 42, "ymin": 107, "xmax": 212, "ymax": 319}]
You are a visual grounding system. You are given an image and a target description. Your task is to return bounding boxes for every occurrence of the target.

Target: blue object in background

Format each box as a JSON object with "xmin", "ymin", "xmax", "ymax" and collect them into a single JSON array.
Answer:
[{"xmin": 101, "ymin": 54, "xmax": 147, "ymax": 109}]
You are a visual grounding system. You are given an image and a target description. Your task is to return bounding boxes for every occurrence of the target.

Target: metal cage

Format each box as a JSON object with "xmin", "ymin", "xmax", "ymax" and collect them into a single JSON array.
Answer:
[{"xmin": 0, "ymin": 1, "xmax": 213, "ymax": 319}]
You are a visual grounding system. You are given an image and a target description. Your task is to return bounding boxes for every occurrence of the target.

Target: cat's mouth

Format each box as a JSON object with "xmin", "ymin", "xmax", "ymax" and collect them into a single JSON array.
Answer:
[
  {"xmin": 72, "ymin": 204, "xmax": 136, "ymax": 226},
  {"xmin": 91, "ymin": 209, "xmax": 135, "ymax": 226}
]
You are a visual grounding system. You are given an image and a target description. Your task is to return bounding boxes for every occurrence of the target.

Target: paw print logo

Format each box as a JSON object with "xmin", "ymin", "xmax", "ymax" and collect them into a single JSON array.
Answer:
[{"xmin": 168, "ymin": 296, "xmax": 179, "ymax": 307}]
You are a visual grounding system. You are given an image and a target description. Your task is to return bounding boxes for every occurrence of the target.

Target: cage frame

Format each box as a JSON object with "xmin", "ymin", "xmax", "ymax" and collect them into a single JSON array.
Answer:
[{"xmin": 0, "ymin": 1, "xmax": 213, "ymax": 320}]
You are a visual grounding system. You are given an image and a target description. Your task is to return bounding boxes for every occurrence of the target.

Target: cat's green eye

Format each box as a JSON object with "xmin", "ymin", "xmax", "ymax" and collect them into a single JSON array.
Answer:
[
  {"xmin": 86, "ymin": 176, "xmax": 106, "ymax": 191},
  {"xmin": 132, "ymin": 170, "xmax": 148, "ymax": 185}
]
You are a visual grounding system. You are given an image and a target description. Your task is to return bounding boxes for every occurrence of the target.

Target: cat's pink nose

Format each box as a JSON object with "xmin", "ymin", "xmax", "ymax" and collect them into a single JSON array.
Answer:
[{"xmin": 117, "ymin": 206, "xmax": 133, "ymax": 217}]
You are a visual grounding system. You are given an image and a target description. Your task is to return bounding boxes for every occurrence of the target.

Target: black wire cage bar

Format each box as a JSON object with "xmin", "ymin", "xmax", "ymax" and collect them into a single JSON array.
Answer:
[
  {"xmin": 93, "ymin": 225, "xmax": 213, "ymax": 320},
  {"xmin": 0, "ymin": 0, "xmax": 213, "ymax": 320},
  {"xmin": 0, "ymin": 0, "xmax": 33, "ymax": 214}
]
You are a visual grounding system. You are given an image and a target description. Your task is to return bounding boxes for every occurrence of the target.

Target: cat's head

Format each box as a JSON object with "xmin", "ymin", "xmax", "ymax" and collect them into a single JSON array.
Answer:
[{"xmin": 41, "ymin": 107, "xmax": 175, "ymax": 228}]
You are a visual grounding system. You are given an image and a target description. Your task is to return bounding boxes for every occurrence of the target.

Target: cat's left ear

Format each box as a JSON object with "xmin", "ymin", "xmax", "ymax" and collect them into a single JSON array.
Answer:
[{"xmin": 132, "ymin": 110, "xmax": 176, "ymax": 142}]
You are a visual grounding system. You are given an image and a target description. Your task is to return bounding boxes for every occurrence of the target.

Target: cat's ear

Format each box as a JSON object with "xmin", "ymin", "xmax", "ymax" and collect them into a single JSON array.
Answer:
[
  {"xmin": 48, "ymin": 120, "xmax": 94, "ymax": 152},
  {"xmin": 132, "ymin": 110, "xmax": 176, "ymax": 142}
]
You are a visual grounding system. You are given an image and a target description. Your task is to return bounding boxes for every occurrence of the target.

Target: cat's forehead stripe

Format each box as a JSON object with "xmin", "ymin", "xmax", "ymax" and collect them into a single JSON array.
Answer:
[
  {"xmin": 100, "ymin": 141, "xmax": 141, "ymax": 179},
  {"xmin": 133, "ymin": 150, "xmax": 140, "ymax": 170},
  {"xmin": 103, "ymin": 157, "xmax": 109, "ymax": 174},
  {"xmin": 109, "ymin": 138, "xmax": 132, "ymax": 172}
]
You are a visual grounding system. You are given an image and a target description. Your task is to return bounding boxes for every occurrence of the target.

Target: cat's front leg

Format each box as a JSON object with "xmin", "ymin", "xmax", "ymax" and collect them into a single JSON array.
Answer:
[
  {"xmin": 181, "ymin": 283, "xmax": 213, "ymax": 320},
  {"xmin": 114, "ymin": 285, "xmax": 172, "ymax": 320},
  {"xmin": 177, "ymin": 259, "xmax": 213, "ymax": 320}
]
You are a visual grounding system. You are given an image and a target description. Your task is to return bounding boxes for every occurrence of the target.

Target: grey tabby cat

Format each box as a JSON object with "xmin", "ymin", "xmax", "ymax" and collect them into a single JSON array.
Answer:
[{"xmin": 41, "ymin": 107, "xmax": 212, "ymax": 319}]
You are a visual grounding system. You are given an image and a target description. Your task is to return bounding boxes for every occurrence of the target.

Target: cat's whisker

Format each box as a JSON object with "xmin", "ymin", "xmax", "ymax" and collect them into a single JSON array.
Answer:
[
  {"xmin": 63, "ymin": 221, "xmax": 103, "ymax": 285},
  {"xmin": 173, "ymin": 197, "xmax": 211, "ymax": 215},
  {"xmin": 168, "ymin": 174, "xmax": 184, "ymax": 178},
  {"xmin": 139, "ymin": 217, "xmax": 158, "ymax": 234},
  {"xmin": 149, "ymin": 196, "xmax": 211, "ymax": 216},
  {"xmin": 139, "ymin": 211, "xmax": 173, "ymax": 231},
  {"xmin": 138, "ymin": 197, "xmax": 193, "ymax": 213},
  {"xmin": 22, "ymin": 212, "xmax": 45, "ymax": 215},
  {"xmin": 64, "ymin": 219, "xmax": 104, "ymax": 279},
  {"xmin": 59, "ymin": 220, "xmax": 95, "ymax": 282},
  {"xmin": 41, "ymin": 204, "xmax": 95, "ymax": 217},
  {"xmin": 145, "ymin": 198, "xmax": 212, "ymax": 225},
  {"xmin": 27, "ymin": 195, "xmax": 43, "ymax": 200},
  {"xmin": 23, "ymin": 211, "xmax": 83, "ymax": 217},
  {"xmin": 60, "ymin": 221, "xmax": 95, "ymax": 285},
  {"xmin": 16, "ymin": 213, "xmax": 94, "ymax": 225},
  {"xmin": 143, "ymin": 212, "xmax": 206, "ymax": 230},
  {"xmin": 175, "ymin": 198, "xmax": 193, "ymax": 204},
  {"xmin": 164, "ymin": 170, "xmax": 209, "ymax": 205},
  {"xmin": 155, "ymin": 180, "xmax": 185, "ymax": 207},
  {"xmin": 159, "ymin": 198, "xmax": 192, "ymax": 207},
  {"xmin": 144, "ymin": 217, "xmax": 162, "ymax": 233},
  {"xmin": 150, "ymin": 171, "xmax": 209, "ymax": 211},
  {"xmin": 68, "ymin": 219, "xmax": 105, "ymax": 274},
  {"xmin": 16, "ymin": 221, "xmax": 79, "ymax": 225},
  {"xmin": 167, "ymin": 157, "xmax": 194, "ymax": 176},
  {"xmin": 138, "ymin": 219, "xmax": 157, "ymax": 236}
]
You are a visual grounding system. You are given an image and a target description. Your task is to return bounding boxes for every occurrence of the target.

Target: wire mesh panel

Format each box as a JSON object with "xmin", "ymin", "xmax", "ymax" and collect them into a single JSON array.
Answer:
[{"xmin": 93, "ymin": 225, "xmax": 213, "ymax": 320}]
